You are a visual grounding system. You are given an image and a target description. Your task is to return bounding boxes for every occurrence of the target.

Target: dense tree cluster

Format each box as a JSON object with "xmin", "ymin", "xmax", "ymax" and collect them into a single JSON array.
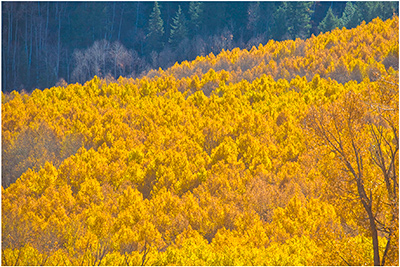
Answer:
[
  {"xmin": 2, "ymin": 16, "xmax": 399, "ymax": 266},
  {"xmin": 2, "ymin": 1, "xmax": 398, "ymax": 92}
]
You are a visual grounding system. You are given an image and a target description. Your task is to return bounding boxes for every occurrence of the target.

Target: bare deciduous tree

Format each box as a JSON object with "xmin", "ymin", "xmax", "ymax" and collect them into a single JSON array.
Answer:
[
  {"xmin": 72, "ymin": 40, "xmax": 147, "ymax": 83},
  {"xmin": 110, "ymin": 41, "xmax": 133, "ymax": 78}
]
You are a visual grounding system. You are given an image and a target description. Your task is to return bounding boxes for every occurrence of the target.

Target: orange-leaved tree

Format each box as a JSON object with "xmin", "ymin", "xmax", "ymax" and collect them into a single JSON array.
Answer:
[{"xmin": 306, "ymin": 74, "xmax": 398, "ymax": 266}]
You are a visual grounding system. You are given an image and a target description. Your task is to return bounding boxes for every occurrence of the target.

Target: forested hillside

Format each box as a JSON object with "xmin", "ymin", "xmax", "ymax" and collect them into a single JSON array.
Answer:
[
  {"xmin": 2, "ymin": 1, "xmax": 398, "ymax": 92},
  {"xmin": 2, "ymin": 16, "xmax": 399, "ymax": 266}
]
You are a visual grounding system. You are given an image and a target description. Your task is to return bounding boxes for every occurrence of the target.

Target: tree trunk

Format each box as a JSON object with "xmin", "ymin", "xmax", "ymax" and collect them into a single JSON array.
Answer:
[
  {"xmin": 13, "ymin": 13, "xmax": 19, "ymax": 88},
  {"xmin": 135, "ymin": 2, "xmax": 140, "ymax": 36},
  {"xmin": 66, "ymin": 48, "xmax": 70, "ymax": 82},
  {"xmin": 5, "ymin": 4, "xmax": 13, "ymax": 91},
  {"xmin": 45, "ymin": 2, "xmax": 50, "ymax": 84},
  {"xmin": 368, "ymin": 206, "xmax": 381, "ymax": 266},
  {"xmin": 118, "ymin": 3, "xmax": 124, "ymax": 41},
  {"xmin": 35, "ymin": 22, "xmax": 40, "ymax": 87},
  {"xmin": 109, "ymin": 2, "xmax": 116, "ymax": 42},
  {"xmin": 2, "ymin": 47, "xmax": 7, "ymax": 91},
  {"xmin": 350, "ymin": 146, "xmax": 381, "ymax": 266},
  {"xmin": 28, "ymin": 6, "xmax": 34, "ymax": 87},
  {"xmin": 56, "ymin": 3, "xmax": 62, "ymax": 80}
]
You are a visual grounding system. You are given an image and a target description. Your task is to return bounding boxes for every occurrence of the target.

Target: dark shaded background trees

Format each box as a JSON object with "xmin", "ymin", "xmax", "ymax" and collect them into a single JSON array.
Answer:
[{"xmin": 2, "ymin": 1, "xmax": 398, "ymax": 93}]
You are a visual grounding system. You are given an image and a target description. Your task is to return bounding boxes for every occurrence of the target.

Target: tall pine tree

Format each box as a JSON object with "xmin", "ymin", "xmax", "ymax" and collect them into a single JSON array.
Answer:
[
  {"xmin": 271, "ymin": 2, "xmax": 290, "ymax": 41},
  {"xmin": 318, "ymin": 7, "xmax": 340, "ymax": 33},
  {"xmin": 188, "ymin": 2, "xmax": 203, "ymax": 37},
  {"xmin": 340, "ymin": 2, "xmax": 361, "ymax": 29},
  {"xmin": 147, "ymin": 1, "xmax": 165, "ymax": 52},
  {"xmin": 289, "ymin": 2, "xmax": 314, "ymax": 39},
  {"xmin": 169, "ymin": 5, "xmax": 188, "ymax": 48},
  {"xmin": 361, "ymin": 1, "xmax": 398, "ymax": 22},
  {"xmin": 272, "ymin": 2, "xmax": 313, "ymax": 41}
]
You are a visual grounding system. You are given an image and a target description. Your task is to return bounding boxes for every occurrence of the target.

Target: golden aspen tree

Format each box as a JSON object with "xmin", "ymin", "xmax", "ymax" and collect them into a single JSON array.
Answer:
[{"xmin": 307, "ymin": 77, "xmax": 398, "ymax": 265}]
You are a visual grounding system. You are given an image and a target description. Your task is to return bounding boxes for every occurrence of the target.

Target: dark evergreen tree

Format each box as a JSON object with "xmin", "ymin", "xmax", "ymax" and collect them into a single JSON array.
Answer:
[
  {"xmin": 247, "ymin": 2, "xmax": 261, "ymax": 39},
  {"xmin": 271, "ymin": 2, "xmax": 290, "ymax": 41},
  {"xmin": 169, "ymin": 5, "xmax": 188, "ymax": 48},
  {"xmin": 318, "ymin": 7, "xmax": 340, "ymax": 33},
  {"xmin": 340, "ymin": 2, "xmax": 362, "ymax": 29},
  {"xmin": 361, "ymin": 1, "xmax": 398, "ymax": 22},
  {"xmin": 258, "ymin": 2, "xmax": 276, "ymax": 39},
  {"xmin": 272, "ymin": 2, "xmax": 313, "ymax": 40},
  {"xmin": 203, "ymin": 2, "xmax": 229, "ymax": 36},
  {"xmin": 289, "ymin": 2, "xmax": 314, "ymax": 39},
  {"xmin": 188, "ymin": 2, "xmax": 203, "ymax": 37},
  {"xmin": 363, "ymin": 2, "xmax": 385, "ymax": 22},
  {"xmin": 147, "ymin": 1, "xmax": 165, "ymax": 52},
  {"xmin": 226, "ymin": 2, "xmax": 248, "ymax": 40}
]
